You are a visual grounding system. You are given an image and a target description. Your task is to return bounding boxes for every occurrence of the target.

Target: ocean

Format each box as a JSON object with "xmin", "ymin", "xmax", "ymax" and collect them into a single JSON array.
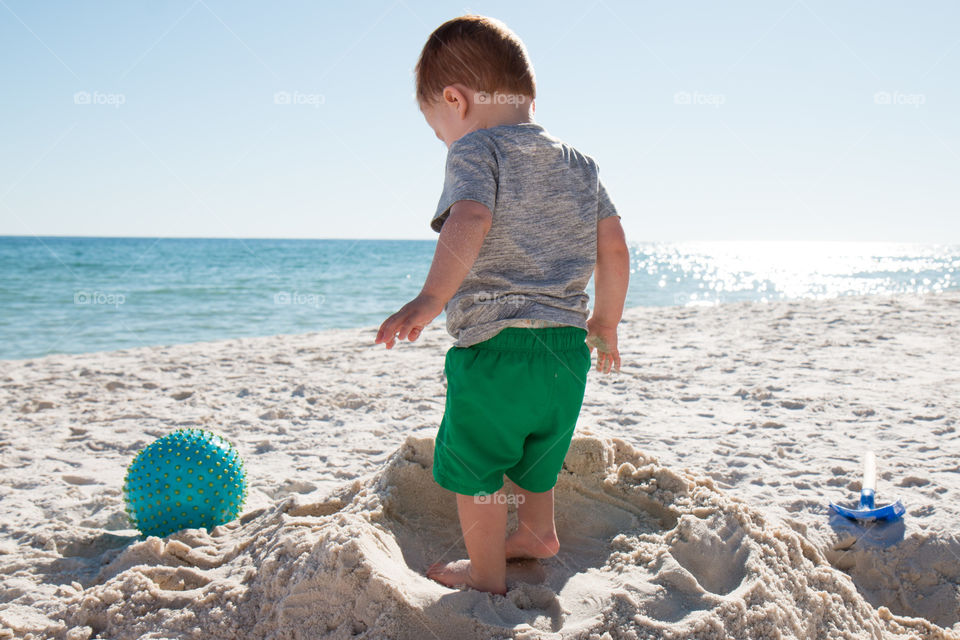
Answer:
[{"xmin": 1, "ymin": 236, "xmax": 957, "ymax": 361}]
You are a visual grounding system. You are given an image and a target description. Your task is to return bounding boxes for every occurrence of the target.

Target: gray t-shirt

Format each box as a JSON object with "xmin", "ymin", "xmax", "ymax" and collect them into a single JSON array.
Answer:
[{"xmin": 431, "ymin": 122, "xmax": 620, "ymax": 348}]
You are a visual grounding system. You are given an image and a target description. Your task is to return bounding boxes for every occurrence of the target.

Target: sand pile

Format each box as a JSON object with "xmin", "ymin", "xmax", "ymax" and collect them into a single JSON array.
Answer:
[{"xmin": 18, "ymin": 433, "xmax": 951, "ymax": 640}]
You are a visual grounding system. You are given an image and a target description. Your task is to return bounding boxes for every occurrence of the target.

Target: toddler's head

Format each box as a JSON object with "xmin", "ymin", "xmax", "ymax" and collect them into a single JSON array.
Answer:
[{"xmin": 415, "ymin": 15, "xmax": 536, "ymax": 145}]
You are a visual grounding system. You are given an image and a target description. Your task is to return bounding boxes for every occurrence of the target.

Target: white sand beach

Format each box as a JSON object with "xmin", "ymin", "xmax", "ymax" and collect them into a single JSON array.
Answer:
[{"xmin": 1, "ymin": 291, "xmax": 959, "ymax": 639}]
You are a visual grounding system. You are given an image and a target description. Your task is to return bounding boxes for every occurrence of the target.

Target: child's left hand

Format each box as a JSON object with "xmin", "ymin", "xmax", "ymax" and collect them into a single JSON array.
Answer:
[{"xmin": 375, "ymin": 293, "xmax": 444, "ymax": 349}]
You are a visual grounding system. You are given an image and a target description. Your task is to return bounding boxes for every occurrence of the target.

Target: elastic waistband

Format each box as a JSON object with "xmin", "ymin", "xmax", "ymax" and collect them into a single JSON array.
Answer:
[{"xmin": 469, "ymin": 326, "xmax": 587, "ymax": 352}]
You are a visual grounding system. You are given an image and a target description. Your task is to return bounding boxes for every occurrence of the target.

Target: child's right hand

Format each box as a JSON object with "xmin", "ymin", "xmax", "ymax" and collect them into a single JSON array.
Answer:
[
  {"xmin": 585, "ymin": 317, "xmax": 621, "ymax": 374},
  {"xmin": 375, "ymin": 293, "xmax": 444, "ymax": 349}
]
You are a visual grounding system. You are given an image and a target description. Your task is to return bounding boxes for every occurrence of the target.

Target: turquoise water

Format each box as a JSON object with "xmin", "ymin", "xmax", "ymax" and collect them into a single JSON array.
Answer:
[{"xmin": 1, "ymin": 237, "xmax": 958, "ymax": 361}]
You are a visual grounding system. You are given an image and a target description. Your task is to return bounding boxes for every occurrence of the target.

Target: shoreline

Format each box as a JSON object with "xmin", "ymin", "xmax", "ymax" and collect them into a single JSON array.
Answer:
[
  {"xmin": 2, "ymin": 290, "xmax": 958, "ymax": 638},
  {"xmin": 4, "ymin": 288, "xmax": 957, "ymax": 365}
]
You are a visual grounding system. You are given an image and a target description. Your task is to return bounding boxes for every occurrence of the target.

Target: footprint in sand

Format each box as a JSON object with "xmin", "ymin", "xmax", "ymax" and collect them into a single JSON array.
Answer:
[{"xmin": 665, "ymin": 513, "xmax": 749, "ymax": 596}]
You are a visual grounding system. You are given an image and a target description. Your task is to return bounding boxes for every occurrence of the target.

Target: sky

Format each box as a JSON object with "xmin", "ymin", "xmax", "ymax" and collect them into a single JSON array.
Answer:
[{"xmin": 1, "ymin": 0, "xmax": 958, "ymax": 243}]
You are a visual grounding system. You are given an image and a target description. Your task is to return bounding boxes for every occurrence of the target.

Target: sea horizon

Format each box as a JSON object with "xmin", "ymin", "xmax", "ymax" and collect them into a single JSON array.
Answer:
[{"xmin": 4, "ymin": 234, "xmax": 959, "ymax": 243}]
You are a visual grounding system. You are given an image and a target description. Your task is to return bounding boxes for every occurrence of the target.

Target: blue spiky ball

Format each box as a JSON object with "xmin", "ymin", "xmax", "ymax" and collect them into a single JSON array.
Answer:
[{"xmin": 123, "ymin": 428, "xmax": 247, "ymax": 538}]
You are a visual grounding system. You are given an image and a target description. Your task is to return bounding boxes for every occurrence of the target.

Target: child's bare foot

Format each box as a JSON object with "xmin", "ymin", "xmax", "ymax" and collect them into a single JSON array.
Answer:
[
  {"xmin": 504, "ymin": 529, "xmax": 559, "ymax": 560},
  {"xmin": 426, "ymin": 559, "xmax": 507, "ymax": 595}
]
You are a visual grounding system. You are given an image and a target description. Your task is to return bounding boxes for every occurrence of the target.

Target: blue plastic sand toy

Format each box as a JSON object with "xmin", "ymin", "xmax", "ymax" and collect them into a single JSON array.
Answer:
[{"xmin": 829, "ymin": 450, "xmax": 905, "ymax": 523}]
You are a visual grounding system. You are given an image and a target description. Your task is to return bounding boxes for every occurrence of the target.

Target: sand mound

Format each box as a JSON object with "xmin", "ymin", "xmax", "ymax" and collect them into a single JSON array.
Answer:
[{"xmin": 38, "ymin": 434, "xmax": 954, "ymax": 640}]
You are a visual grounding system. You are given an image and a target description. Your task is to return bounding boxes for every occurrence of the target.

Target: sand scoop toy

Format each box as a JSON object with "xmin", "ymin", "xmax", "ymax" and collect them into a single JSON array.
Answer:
[{"xmin": 829, "ymin": 451, "xmax": 905, "ymax": 522}]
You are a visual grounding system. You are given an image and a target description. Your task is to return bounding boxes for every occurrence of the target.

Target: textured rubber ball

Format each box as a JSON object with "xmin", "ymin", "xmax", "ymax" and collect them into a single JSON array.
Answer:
[{"xmin": 122, "ymin": 428, "xmax": 247, "ymax": 538}]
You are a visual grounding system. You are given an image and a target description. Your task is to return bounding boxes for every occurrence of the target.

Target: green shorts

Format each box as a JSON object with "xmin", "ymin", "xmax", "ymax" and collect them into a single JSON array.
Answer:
[{"xmin": 432, "ymin": 326, "xmax": 591, "ymax": 496}]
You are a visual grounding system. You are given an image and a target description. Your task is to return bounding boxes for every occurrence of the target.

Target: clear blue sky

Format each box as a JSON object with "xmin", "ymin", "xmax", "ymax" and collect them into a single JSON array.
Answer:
[{"xmin": 1, "ymin": 1, "xmax": 958, "ymax": 242}]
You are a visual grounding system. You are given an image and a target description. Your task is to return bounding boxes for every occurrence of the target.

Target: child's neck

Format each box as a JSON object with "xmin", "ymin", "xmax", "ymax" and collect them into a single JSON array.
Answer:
[{"xmin": 470, "ymin": 101, "xmax": 536, "ymax": 131}]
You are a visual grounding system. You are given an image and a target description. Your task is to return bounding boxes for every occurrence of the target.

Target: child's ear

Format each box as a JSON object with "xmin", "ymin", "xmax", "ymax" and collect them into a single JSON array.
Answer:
[{"xmin": 442, "ymin": 85, "xmax": 469, "ymax": 120}]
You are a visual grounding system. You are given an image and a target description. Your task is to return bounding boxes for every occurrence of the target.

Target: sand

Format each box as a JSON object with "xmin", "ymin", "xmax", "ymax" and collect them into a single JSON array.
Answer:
[{"xmin": 1, "ymin": 291, "xmax": 958, "ymax": 639}]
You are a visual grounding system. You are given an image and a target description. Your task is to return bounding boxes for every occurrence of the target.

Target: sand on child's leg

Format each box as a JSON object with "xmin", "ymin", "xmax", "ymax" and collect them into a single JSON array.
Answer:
[
  {"xmin": 426, "ymin": 490, "xmax": 508, "ymax": 595},
  {"xmin": 504, "ymin": 485, "xmax": 560, "ymax": 560}
]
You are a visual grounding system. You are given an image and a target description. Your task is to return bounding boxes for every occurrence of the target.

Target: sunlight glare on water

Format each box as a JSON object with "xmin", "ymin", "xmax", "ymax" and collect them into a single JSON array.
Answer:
[{"xmin": 631, "ymin": 241, "xmax": 960, "ymax": 307}]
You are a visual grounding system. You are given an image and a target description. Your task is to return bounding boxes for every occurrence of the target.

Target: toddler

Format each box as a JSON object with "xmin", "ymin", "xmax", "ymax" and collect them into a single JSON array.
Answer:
[{"xmin": 375, "ymin": 14, "xmax": 630, "ymax": 595}]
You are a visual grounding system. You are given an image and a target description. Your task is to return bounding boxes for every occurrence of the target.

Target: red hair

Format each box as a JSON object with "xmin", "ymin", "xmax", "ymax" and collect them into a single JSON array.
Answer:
[{"xmin": 414, "ymin": 15, "xmax": 536, "ymax": 104}]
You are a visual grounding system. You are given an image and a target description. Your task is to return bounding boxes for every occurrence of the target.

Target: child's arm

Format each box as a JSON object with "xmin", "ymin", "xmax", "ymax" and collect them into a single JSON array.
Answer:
[
  {"xmin": 587, "ymin": 216, "xmax": 630, "ymax": 372},
  {"xmin": 375, "ymin": 201, "xmax": 493, "ymax": 349}
]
